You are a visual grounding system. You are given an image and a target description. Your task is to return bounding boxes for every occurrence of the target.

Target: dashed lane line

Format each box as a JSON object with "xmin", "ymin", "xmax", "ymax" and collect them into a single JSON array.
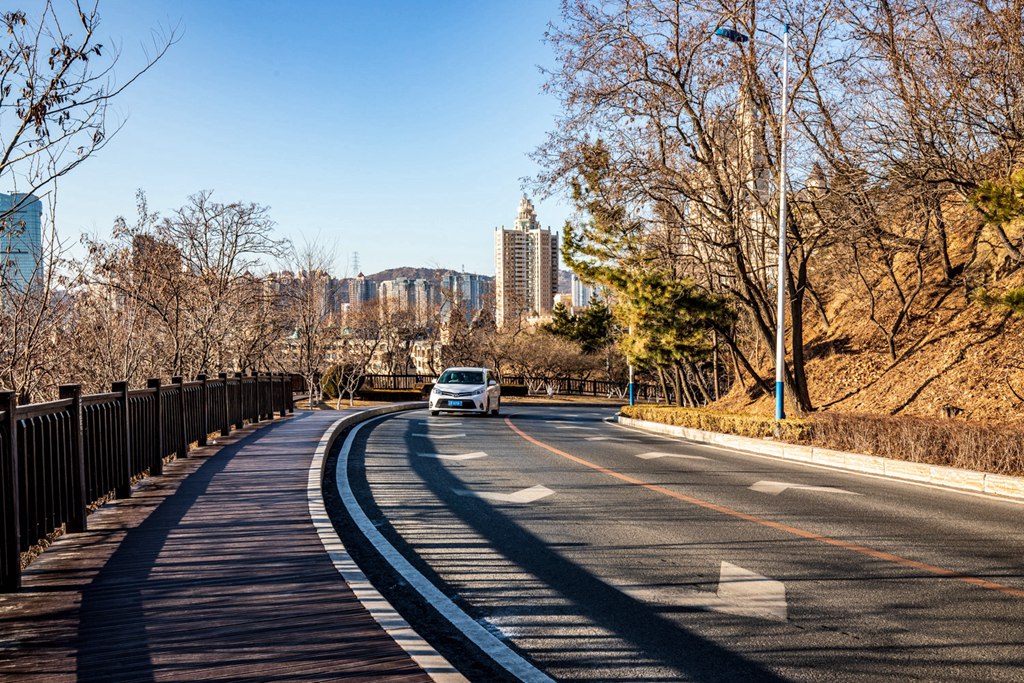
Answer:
[{"xmin": 506, "ymin": 417, "xmax": 1024, "ymax": 600}]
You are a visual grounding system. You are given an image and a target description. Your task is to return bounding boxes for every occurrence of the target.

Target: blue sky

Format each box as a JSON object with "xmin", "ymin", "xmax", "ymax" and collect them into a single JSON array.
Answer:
[{"xmin": 56, "ymin": 0, "xmax": 573, "ymax": 276}]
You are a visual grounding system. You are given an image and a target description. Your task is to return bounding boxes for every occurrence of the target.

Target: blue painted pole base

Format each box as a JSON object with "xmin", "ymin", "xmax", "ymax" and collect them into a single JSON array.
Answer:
[
  {"xmin": 628, "ymin": 382, "xmax": 635, "ymax": 406},
  {"xmin": 775, "ymin": 381, "xmax": 785, "ymax": 421}
]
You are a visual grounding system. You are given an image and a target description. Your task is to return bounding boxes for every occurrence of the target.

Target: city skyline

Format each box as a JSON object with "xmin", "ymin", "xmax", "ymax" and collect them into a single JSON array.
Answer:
[{"xmin": 44, "ymin": 1, "xmax": 574, "ymax": 277}]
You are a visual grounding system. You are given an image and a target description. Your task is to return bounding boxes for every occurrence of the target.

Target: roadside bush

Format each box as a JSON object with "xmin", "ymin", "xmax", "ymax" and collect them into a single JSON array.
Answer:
[
  {"xmin": 809, "ymin": 412, "xmax": 1024, "ymax": 476},
  {"xmin": 500, "ymin": 384, "xmax": 529, "ymax": 397},
  {"xmin": 321, "ymin": 364, "xmax": 365, "ymax": 401},
  {"xmin": 621, "ymin": 405, "xmax": 1024, "ymax": 476},
  {"xmin": 414, "ymin": 382, "xmax": 434, "ymax": 398},
  {"xmin": 620, "ymin": 405, "xmax": 809, "ymax": 441},
  {"xmin": 356, "ymin": 388, "xmax": 423, "ymax": 402}
]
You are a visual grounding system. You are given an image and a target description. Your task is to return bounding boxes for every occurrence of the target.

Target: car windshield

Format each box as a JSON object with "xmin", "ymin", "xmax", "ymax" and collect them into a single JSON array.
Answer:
[{"xmin": 438, "ymin": 370, "xmax": 484, "ymax": 385}]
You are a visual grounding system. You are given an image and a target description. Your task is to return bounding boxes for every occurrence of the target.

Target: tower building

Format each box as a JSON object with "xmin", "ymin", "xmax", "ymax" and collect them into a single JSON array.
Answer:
[
  {"xmin": 494, "ymin": 196, "xmax": 558, "ymax": 329},
  {"xmin": 0, "ymin": 193, "xmax": 42, "ymax": 290}
]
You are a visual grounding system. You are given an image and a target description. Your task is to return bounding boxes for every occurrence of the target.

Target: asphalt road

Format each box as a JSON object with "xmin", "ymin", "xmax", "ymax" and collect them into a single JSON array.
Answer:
[{"xmin": 340, "ymin": 404, "xmax": 1024, "ymax": 681}]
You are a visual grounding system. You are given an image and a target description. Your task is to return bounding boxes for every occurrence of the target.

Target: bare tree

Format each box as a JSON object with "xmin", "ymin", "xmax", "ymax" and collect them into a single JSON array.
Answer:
[
  {"xmin": 280, "ymin": 237, "xmax": 338, "ymax": 404},
  {"xmin": 0, "ymin": 2, "xmax": 174, "ymax": 397},
  {"xmin": 0, "ymin": 2, "xmax": 175, "ymax": 224},
  {"xmin": 0, "ymin": 194, "xmax": 73, "ymax": 401},
  {"xmin": 163, "ymin": 191, "xmax": 288, "ymax": 373},
  {"xmin": 330, "ymin": 301, "xmax": 384, "ymax": 407}
]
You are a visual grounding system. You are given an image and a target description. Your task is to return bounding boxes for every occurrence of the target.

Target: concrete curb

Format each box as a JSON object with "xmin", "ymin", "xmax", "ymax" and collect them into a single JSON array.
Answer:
[
  {"xmin": 305, "ymin": 401, "xmax": 468, "ymax": 683},
  {"xmin": 617, "ymin": 415, "xmax": 1024, "ymax": 502}
]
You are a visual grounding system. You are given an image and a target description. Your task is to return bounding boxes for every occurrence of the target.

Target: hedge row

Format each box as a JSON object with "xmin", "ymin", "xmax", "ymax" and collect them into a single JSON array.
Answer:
[
  {"xmin": 620, "ymin": 405, "xmax": 810, "ymax": 441},
  {"xmin": 620, "ymin": 405, "xmax": 1024, "ymax": 477},
  {"xmin": 352, "ymin": 383, "xmax": 528, "ymax": 402}
]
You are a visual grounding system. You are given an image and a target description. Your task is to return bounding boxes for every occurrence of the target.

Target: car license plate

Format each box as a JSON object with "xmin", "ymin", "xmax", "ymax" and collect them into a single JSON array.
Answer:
[{"xmin": 449, "ymin": 400, "xmax": 463, "ymax": 407}]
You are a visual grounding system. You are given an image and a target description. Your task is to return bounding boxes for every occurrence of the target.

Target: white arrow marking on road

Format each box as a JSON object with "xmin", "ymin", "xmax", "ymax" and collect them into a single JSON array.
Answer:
[
  {"xmin": 716, "ymin": 561, "xmax": 788, "ymax": 621},
  {"xmin": 454, "ymin": 485, "xmax": 554, "ymax": 504},
  {"xmin": 412, "ymin": 432, "xmax": 466, "ymax": 439},
  {"xmin": 749, "ymin": 480, "xmax": 861, "ymax": 496},
  {"xmin": 417, "ymin": 451, "xmax": 488, "ymax": 461},
  {"xmin": 636, "ymin": 451, "xmax": 708, "ymax": 461},
  {"xmin": 619, "ymin": 561, "xmax": 787, "ymax": 622}
]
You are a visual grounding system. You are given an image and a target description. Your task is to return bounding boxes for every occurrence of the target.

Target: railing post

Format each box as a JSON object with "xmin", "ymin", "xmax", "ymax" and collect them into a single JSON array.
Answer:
[
  {"xmin": 58, "ymin": 385, "xmax": 88, "ymax": 532},
  {"xmin": 288, "ymin": 374, "xmax": 295, "ymax": 413},
  {"xmin": 251, "ymin": 372, "xmax": 261, "ymax": 424},
  {"xmin": 197, "ymin": 373, "xmax": 208, "ymax": 447},
  {"xmin": 147, "ymin": 378, "xmax": 164, "ymax": 476},
  {"xmin": 279, "ymin": 373, "xmax": 287, "ymax": 418},
  {"xmin": 1, "ymin": 391, "xmax": 22, "ymax": 591},
  {"xmin": 172, "ymin": 376, "xmax": 188, "ymax": 459},
  {"xmin": 111, "ymin": 381, "xmax": 132, "ymax": 499},
  {"xmin": 218, "ymin": 372, "xmax": 230, "ymax": 436},
  {"xmin": 234, "ymin": 372, "xmax": 244, "ymax": 429}
]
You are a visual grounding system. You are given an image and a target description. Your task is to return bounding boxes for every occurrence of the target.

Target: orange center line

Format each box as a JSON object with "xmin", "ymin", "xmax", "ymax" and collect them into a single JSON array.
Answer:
[{"xmin": 504, "ymin": 417, "xmax": 1024, "ymax": 599}]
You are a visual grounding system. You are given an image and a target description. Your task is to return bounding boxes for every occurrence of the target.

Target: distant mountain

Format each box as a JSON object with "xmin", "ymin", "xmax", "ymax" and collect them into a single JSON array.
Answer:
[{"xmin": 363, "ymin": 267, "xmax": 492, "ymax": 282}]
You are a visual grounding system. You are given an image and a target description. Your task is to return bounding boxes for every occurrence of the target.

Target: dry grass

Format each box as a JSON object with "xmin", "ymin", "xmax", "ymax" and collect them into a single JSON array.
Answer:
[
  {"xmin": 809, "ymin": 412, "xmax": 1024, "ymax": 476},
  {"xmin": 622, "ymin": 405, "xmax": 1024, "ymax": 477}
]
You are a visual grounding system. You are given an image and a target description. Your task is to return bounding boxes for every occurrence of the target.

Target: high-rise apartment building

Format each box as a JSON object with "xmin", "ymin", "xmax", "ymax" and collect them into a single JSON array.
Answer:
[
  {"xmin": 571, "ymin": 273, "xmax": 594, "ymax": 309},
  {"xmin": 440, "ymin": 271, "xmax": 485, "ymax": 314},
  {"xmin": 494, "ymin": 196, "xmax": 558, "ymax": 329},
  {"xmin": 0, "ymin": 193, "xmax": 43, "ymax": 290},
  {"xmin": 348, "ymin": 272, "xmax": 377, "ymax": 307},
  {"xmin": 378, "ymin": 277, "xmax": 439, "ymax": 324}
]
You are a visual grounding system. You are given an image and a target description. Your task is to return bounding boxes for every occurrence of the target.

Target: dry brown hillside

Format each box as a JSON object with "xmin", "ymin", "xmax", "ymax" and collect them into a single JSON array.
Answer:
[{"xmin": 717, "ymin": 204, "xmax": 1024, "ymax": 426}]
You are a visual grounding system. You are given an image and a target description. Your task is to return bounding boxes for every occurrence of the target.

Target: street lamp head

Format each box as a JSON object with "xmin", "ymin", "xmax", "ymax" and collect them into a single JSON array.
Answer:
[{"xmin": 714, "ymin": 27, "xmax": 750, "ymax": 43}]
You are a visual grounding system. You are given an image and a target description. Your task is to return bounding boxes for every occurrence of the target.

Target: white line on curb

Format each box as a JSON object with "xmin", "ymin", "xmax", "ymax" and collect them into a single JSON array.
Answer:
[
  {"xmin": 308, "ymin": 413, "xmax": 467, "ymax": 683},
  {"xmin": 337, "ymin": 416, "xmax": 555, "ymax": 683}
]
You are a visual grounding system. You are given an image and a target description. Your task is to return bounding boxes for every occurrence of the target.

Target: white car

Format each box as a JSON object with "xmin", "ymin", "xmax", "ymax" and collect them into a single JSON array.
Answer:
[{"xmin": 429, "ymin": 367, "xmax": 501, "ymax": 416}]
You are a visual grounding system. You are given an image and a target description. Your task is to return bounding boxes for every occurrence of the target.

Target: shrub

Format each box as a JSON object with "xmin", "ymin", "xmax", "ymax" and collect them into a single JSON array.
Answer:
[
  {"xmin": 356, "ymin": 388, "xmax": 423, "ymax": 402},
  {"xmin": 500, "ymin": 384, "xmax": 529, "ymax": 397},
  {"xmin": 808, "ymin": 412, "xmax": 1024, "ymax": 476},
  {"xmin": 621, "ymin": 405, "xmax": 1024, "ymax": 476},
  {"xmin": 620, "ymin": 405, "xmax": 809, "ymax": 441},
  {"xmin": 414, "ymin": 382, "xmax": 434, "ymax": 398},
  {"xmin": 321, "ymin": 365, "xmax": 365, "ymax": 401}
]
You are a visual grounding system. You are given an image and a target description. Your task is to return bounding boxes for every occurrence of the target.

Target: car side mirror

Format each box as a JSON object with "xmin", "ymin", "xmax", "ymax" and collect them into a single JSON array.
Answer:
[{"xmin": 488, "ymin": 379, "xmax": 497, "ymax": 386}]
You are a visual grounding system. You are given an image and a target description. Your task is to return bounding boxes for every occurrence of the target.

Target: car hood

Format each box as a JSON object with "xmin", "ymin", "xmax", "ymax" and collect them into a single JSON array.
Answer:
[{"xmin": 433, "ymin": 383, "xmax": 486, "ymax": 393}]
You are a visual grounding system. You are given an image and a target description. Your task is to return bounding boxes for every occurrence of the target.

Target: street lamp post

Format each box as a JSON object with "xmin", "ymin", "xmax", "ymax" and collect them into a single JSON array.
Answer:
[
  {"xmin": 628, "ymin": 323, "xmax": 635, "ymax": 406},
  {"xmin": 714, "ymin": 23, "xmax": 791, "ymax": 421}
]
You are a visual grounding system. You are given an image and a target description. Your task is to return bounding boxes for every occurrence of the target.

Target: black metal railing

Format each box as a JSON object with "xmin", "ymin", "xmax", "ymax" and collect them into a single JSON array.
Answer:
[
  {"xmin": 363, "ymin": 373, "xmax": 659, "ymax": 400},
  {"xmin": 0, "ymin": 372, "xmax": 295, "ymax": 592}
]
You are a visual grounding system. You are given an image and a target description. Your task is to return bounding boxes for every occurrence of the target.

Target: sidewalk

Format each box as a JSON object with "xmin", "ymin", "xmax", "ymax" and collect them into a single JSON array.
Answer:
[{"xmin": 0, "ymin": 410, "xmax": 432, "ymax": 682}]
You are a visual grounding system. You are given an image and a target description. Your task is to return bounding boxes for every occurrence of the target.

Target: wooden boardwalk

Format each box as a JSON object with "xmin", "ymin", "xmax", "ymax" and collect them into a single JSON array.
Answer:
[{"xmin": 0, "ymin": 410, "xmax": 432, "ymax": 682}]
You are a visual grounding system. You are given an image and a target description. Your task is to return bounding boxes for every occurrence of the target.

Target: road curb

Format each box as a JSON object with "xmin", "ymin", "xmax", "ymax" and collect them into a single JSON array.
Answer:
[
  {"xmin": 305, "ymin": 401, "xmax": 470, "ymax": 683},
  {"xmin": 617, "ymin": 415, "xmax": 1024, "ymax": 502}
]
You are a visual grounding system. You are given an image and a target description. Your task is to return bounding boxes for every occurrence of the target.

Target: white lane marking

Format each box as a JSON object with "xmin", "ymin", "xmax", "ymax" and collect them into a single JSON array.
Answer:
[
  {"xmin": 554, "ymin": 425, "xmax": 597, "ymax": 430},
  {"xmin": 635, "ymin": 451, "xmax": 708, "ymax": 460},
  {"xmin": 454, "ymin": 485, "xmax": 555, "ymax": 504},
  {"xmin": 749, "ymin": 480, "xmax": 861, "ymax": 496},
  {"xmin": 335, "ymin": 417, "xmax": 554, "ymax": 683},
  {"xmin": 619, "ymin": 561, "xmax": 787, "ymax": 622},
  {"xmin": 417, "ymin": 451, "xmax": 488, "ymax": 461},
  {"xmin": 584, "ymin": 436, "xmax": 629, "ymax": 442},
  {"xmin": 413, "ymin": 432, "xmax": 466, "ymax": 439},
  {"xmin": 308, "ymin": 414, "xmax": 467, "ymax": 682},
  {"xmin": 424, "ymin": 421, "xmax": 464, "ymax": 427}
]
